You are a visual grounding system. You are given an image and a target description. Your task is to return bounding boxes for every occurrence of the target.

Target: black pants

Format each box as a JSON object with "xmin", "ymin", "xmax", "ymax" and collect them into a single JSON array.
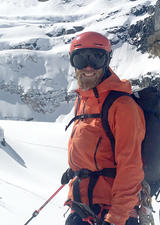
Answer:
[{"xmin": 65, "ymin": 212, "xmax": 139, "ymax": 225}]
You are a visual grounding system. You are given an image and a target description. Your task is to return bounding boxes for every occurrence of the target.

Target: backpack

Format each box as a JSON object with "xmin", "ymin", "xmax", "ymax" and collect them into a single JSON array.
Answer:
[
  {"xmin": 101, "ymin": 86, "xmax": 160, "ymax": 198},
  {"xmin": 65, "ymin": 86, "xmax": 160, "ymax": 199}
]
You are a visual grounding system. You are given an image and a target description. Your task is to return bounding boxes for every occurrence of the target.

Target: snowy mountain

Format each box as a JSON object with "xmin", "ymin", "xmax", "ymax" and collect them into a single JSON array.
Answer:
[
  {"xmin": 0, "ymin": 1, "xmax": 160, "ymax": 225},
  {"xmin": 0, "ymin": 0, "xmax": 160, "ymax": 121}
]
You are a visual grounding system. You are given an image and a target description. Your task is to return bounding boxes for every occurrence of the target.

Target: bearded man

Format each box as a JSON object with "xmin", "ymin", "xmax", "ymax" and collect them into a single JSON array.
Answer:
[{"xmin": 61, "ymin": 31, "xmax": 145, "ymax": 225}]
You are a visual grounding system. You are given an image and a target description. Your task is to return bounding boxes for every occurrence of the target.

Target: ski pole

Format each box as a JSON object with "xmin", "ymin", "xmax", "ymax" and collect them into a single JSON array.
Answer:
[{"xmin": 24, "ymin": 184, "xmax": 65, "ymax": 225}]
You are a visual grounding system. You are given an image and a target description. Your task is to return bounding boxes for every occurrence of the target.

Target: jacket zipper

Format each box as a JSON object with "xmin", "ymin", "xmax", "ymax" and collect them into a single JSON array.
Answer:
[
  {"xmin": 94, "ymin": 136, "xmax": 102, "ymax": 170},
  {"xmin": 71, "ymin": 125, "xmax": 78, "ymax": 138}
]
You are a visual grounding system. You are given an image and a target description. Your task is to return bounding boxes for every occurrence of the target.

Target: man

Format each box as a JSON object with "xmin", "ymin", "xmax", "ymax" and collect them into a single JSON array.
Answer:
[{"xmin": 61, "ymin": 31, "xmax": 145, "ymax": 225}]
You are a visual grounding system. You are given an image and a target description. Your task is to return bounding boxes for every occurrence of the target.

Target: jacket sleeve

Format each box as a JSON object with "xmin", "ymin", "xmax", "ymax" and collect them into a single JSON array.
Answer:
[{"xmin": 105, "ymin": 96, "xmax": 145, "ymax": 225}]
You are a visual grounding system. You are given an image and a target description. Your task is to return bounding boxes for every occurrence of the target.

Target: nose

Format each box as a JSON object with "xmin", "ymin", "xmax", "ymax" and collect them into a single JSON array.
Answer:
[{"xmin": 84, "ymin": 65, "xmax": 94, "ymax": 71}]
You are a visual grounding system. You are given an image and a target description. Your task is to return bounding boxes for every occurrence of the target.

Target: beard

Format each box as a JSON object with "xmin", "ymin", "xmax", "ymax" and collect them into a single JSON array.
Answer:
[{"xmin": 75, "ymin": 68, "xmax": 104, "ymax": 90}]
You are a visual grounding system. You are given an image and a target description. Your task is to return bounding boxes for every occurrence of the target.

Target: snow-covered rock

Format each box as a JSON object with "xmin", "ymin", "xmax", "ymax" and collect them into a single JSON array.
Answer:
[{"xmin": 0, "ymin": 0, "xmax": 159, "ymax": 122}]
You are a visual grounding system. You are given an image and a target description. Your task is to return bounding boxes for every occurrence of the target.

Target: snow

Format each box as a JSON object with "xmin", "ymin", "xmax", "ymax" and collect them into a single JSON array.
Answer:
[
  {"xmin": 111, "ymin": 43, "xmax": 160, "ymax": 79},
  {"xmin": 0, "ymin": 120, "xmax": 70, "ymax": 225},
  {"xmin": 0, "ymin": 120, "xmax": 159, "ymax": 225},
  {"xmin": 0, "ymin": 0, "xmax": 159, "ymax": 224}
]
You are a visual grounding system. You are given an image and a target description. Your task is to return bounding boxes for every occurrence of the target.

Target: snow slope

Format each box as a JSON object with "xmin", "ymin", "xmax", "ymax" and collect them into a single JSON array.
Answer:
[
  {"xmin": 0, "ymin": 120, "xmax": 159, "ymax": 225},
  {"xmin": 0, "ymin": 120, "xmax": 69, "ymax": 225}
]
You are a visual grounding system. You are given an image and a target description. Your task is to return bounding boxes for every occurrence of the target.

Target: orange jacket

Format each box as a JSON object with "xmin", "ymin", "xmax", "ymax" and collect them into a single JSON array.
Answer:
[{"xmin": 67, "ymin": 68, "xmax": 145, "ymax": 225}]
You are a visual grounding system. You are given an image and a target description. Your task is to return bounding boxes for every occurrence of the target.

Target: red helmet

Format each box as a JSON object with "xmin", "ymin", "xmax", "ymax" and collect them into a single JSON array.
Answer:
[{"xmin": 70, "ymin": 31, "xmax": 111, "ymax": 53}]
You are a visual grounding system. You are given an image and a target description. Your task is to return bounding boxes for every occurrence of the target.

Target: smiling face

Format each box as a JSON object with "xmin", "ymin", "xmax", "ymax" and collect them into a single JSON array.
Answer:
[
  {"xmin": 70, "ymin": 48, "xmax": 110, "ymax": 90},
  {"xmin": 75, "ymin": 66, "xmax": 104, "ymax": 90}
]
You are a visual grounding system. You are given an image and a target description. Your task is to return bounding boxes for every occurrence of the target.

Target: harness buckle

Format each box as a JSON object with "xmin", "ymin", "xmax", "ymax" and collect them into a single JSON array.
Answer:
[
  {"xmin": 80, "ymin": 114, "xmax": 85, "ymax": 120},
  {"xmin": 75, "ymin": 169, "xmax": 92, "ymax": 179}
]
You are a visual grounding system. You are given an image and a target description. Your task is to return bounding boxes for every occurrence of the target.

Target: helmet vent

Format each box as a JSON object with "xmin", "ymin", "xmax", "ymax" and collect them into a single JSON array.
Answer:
[
  {"xmin": 74, "ymin": 44, "xmax": 82, "ymax": 47},
  {"xmin": 94, "ymin": 43, "xmax": 103, "ymax": 46}
]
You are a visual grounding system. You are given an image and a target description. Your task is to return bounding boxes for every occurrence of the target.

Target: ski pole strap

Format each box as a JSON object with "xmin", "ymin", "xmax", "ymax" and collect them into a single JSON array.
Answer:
[
  {"xmin": 64, "ymin": 200, "xmax": 112, "ymax": 225},
  {"xmin": 65, "ymin": 200, "xmax": 100, "ymax": 225},
  {"xmin": 83, "ymin": 217, "xmax": 97, "ymax": 225}
]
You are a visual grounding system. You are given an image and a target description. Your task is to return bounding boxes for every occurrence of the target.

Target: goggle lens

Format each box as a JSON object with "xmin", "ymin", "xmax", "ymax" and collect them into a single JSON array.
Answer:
[{"xmin": 70, "ymin": 48, "xmax": 108, "ymax": 70}]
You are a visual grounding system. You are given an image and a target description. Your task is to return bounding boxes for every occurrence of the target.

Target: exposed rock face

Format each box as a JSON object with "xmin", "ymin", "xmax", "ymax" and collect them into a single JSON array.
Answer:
[
  {"xmin": 128, "ymin": 0, "xmax": 160, "ymax": 94},
  {"xmin": 154, "ymin": 0, "xmax": 160, "ymax": 32},
  {"xmin": 130, "ymin": 73, "xmax": 160, "ymax": 91},
  {"xmin": 147, "ymin": 0, "xmax": 160, "ymax": 57},
  {"xmin": 105, "ymin": 4, "xmax": 155, "ymax": 54},
  {"xmin": 127, "ymin": 0, "xmax": 160, "ymax": 57},
  {"xmin": 107, "ymin": 1, "xmax": 160, "ymax": 57},
  {"xmin": 128, "ymin": 16, "xmax": 154, "ymax": 53},
  {"xmin": 148, "ymin": 31, "xmax": 160, "ymax": 57}
]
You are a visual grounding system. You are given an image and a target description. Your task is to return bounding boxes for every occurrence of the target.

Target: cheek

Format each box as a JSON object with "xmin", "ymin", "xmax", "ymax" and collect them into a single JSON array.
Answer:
[
  {"xmin": 97, "ymin": 69, "xmax": 103, "ymax": 75},
  {"xmin": 96, "ymin": 70, "xmax": 103, "ymax": 79},
  {"xmin": 75, "ymin": 70, "xmax": 81, "ymax": 78}
]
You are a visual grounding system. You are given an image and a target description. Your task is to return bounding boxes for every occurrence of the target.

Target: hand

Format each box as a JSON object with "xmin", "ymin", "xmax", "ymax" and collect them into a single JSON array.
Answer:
[
  {"xmin": 102, "ymin": 222, "xmax": 115, "ymax": 225},
  {"xmin": 102, "ymin": 222, "xmax": 111, "ymax": 225},
  {"xmin": 61, "ymin": 168, "xmax": 74, "ymax": 184}
]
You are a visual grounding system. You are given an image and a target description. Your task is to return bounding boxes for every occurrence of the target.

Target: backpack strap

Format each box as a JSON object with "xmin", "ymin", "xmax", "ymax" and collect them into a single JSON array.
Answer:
[
  {"xmin": 65, "ymin": 94, "xmax": 101, "ymax": 131},
  {"xmin": 101, "ymin": 91, "xmax": 130, "ymax": 165},
  {"xmin": 65, "ymin": 113, "xmax": 101, "ymax": 131}
]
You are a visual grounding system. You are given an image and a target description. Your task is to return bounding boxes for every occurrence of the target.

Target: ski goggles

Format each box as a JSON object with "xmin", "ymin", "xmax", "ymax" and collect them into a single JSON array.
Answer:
[{"xmin": 70, "ymin": 48, "xmax": 109, "ymax": 70}]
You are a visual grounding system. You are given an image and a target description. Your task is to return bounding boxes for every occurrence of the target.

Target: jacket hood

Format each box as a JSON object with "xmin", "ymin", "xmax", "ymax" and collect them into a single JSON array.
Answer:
[{"xmin": 75, "ymin": 67, "xmax": 132, "ymax": 97}]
